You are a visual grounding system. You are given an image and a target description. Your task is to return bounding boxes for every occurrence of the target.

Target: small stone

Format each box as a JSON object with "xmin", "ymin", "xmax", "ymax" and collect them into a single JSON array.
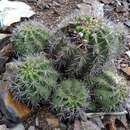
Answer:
[
  {"xmin": 46, "ymin": 117, "xmax": 59, "ymax": 128},
  {"xmin": 116, "ymin": 1, "xmax": 128, "ymax": 13},
  {"xmin": 10, "ymin": 124, "xmax": 25, "ymax": 130},
  {"xmin": 53, "ymin": 1, "xmax": 60, "ymax": 7},
  {"xmin": 83, "ymin": 0, "xmax": 93, "ymax": 4},
  {"xmin": 120, "ymin": 63, "xmax": 127, "ymax": 68},
  {"xmin": 0, "ymin": 44, "xmax": 14, "ymax": 58},
  {"xmin": 5, "ymin": 62, "xmax": 19, "ymax": 74},
  {"xmin": 104, "ymin": 5, "xmax": 113, "ymax": 12},
  {"xmin": 28, "ymin": 126, "xmax": 35, "ymax": 130},
  {"xmin": 99, "ymin": 0, "xmax": 112, "ymax": 4},
  {"xmin": 128, "ymin": 43, "xmax": 130, "ymax": 49},
  {"xmin": 74, "ymin": 120, "xmax": 81, "ymax": 130},
  {"xmin": 120, "ymin": 65, "xmax": 130, "ymax": 76},
  {"xmin": 60, "ymin": 123, "xmax": 67, "ymax": 130},
  {"xmin": 92, "ymin": 0, "xmax": 104, "ymax": 18},
  {"xmin": 81, "ymin": 120, "xmax": 100, "ymax": 130},
  {"xmin": 43, "ymin": 4, "xmax": 50, "ymax": 9},
  {"xmin": 0, "ymin": 34, "xmax": 10, "ymax": 40},
  {"xmin": 35, "ymin": 117, "xmax": 39, "ymax": 126},
  {"xmin": 124, "ymin": 20, "xmax": 130, "ymax": 28},
  {"xmin": 90, "ymin": 117, "xmax": 104, "ymax": 129},
  {"xmin": 0, "ymin": 44, "xmax": 14, "ymax": 74},
  {"xmin": 77, "ymin": 3, "xmax": 92, "ymax": 16},
  {"xmin": 125, "ymin": 51, "xmax": 130, "ymax": 58},
  {"xmin": 0, "ymin": 125, "xmax": 7, "ymax": 130},
  {"xmin": 116, "ymin": 6, "xmax": 127, "ymax": 13},
  {"xmin": 56, "ymin": 0, "xmax": 67, "ymax": 4}
]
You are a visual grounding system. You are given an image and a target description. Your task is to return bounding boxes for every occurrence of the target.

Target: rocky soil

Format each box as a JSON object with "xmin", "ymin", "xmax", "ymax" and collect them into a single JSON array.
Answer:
[{"xmin": 1, "ymin": 0, "xmax": 130, "ymax": 130}]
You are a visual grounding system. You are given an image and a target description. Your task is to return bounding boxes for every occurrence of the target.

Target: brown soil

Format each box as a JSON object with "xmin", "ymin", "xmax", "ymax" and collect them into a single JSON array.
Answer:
[
  {"xmin": 1, "ymin": 0, "xmax": 130, "ymax": 130},
  {"xmin": 15, "ymin": 0, "xmax": 82, "ymax": 29},
  {"xmin": 104, "ymin": 0, "xmax": 130, "ymax": 22}
]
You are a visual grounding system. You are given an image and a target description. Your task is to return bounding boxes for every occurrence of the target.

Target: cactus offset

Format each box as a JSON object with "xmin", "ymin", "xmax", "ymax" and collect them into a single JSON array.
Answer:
[
  {"xmin": 86, "ymin": 71, "xmax": 127, "ymax": 112},
  {"xmin": 11, "ymin": 21, "xmax": 49, "ymax": 56},
  {"xmin": 9, "ymin": 56, "xmax": 58, "ymax": 107}
]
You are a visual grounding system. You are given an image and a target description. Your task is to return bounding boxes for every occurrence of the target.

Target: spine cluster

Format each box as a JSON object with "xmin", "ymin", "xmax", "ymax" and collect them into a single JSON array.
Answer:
[{"xmin": 4, "ymin": 17, "xmax": 127, "ymax": 120}]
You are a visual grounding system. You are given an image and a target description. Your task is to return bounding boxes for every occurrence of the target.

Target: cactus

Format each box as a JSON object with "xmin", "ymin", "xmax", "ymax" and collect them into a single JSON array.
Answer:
[
  {"xmin": 9, "ymin": 56, "xmax": 58, "ymax": 107},
  {"xmin": 49, "ymin": 17, "xmax": 119, "ymax": 78},
  {"xmin": 86, "ymin": 71, "xmax": 127, "ymax": 112},
  {"xmin": 11, "ymin": 21, "xmax": 49, "ymax": 56},
  {"xmin": 51, "ymin": 79, "xmax": 89, "ymax": 119}
]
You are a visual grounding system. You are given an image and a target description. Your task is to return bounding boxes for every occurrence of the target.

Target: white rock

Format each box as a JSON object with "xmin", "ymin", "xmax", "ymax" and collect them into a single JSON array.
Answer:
[
  {"xmin": 126, "ymin": 51, "xmax": 130, "ymax": 58},
  {"xmin": 28, "ymin": 126, "xmax": 35, "ymax": 130},
  {"xmin": 35, "ymin": 117, "xmax": 39, "ymax": 126},
  {"xmin": 77, "ymin": 3, "xmax": 92, "ymax": 16},
  {"xmin": 0, "ymin": 0, "xmax": 35, "ymax": 28},
  {"xmin": 10, "ymin": 124, "xmax": 25, "ymax": 130},
  {"xmin": 0, "ymin": 34, "xmax": 10, "ymax": 40},
  {"xmin": 92, "ymin": 0, "xmax": 104, "ymax": 19},
  {"xmin": 83, "ymin": 0, "xmax": 93, "ymax": 4},
  {"xmin": 0, "ymin": 125, "xmax": 7, "ymax": 130},
  {"xmin": 99, "ymin": 0, "xmax": 112, "ymax": 4},
  {"xmin": 77, "ymin": 0, "xmax": 104, "ymax": 19}
]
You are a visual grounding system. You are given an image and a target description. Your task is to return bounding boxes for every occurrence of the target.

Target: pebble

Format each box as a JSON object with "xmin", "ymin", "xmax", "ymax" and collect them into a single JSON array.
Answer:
[
  {"xmin": 92, "ymin": 0, "xmax": 104, "ymax": 18},
  {"xmin": 35, "ymin": 117, "xmax": 39, "ymax": 126},
  {"xmin": 124, "ymin": 20, "xmax": 130, "ymax": 28},
  {"xmin": 0, "ymin": 125, "xmax": 7, "ymax": 130},
  {"xmin": 125, "ymin": 51, "xmax": 130, "ymax": 58},
  {"xmin": 56, "ymin": 0, "xmax": 67, "ymax": 4},
  {"xmin": 83, "ymin": 0, "xmax": 92, "ymax": 4},
  {"xmin": 28, "ymin": 126, "xmax": 35, "ymax": 130},
  {"xmin": 120, "ymin": 65, "xmax": 130, "ymax": 76},
  {"xmin": 52, "ymin": 1, "xmax": 60, "ymax": 7},
  {"xmin": 78, "ymin": 0, "xmax": 104, "ymax": 19},
  {"xmin": 10, "ymin": 124, "xmax": 25, "ymax": 130},
  {"xmin": 81, "ymin": 120, "xmax": 100, "ymax": 130},
  {"xmin": 46, "ymin": 117, "xmax": 59, "ymax": 128},
  {"xmin": 0, "ymin": 124, "xmax": 25, "ymax": 130},
  {"xmin": 77, "ymin": 3, "xmax": 92, "ymax": 16},
  {"xmin": 0, "ymin": 34, "xmax": 9, "ymax": 40},
  {"xmin": 99, "ymin": 0, "xmax": 112, "ymax": 4}
]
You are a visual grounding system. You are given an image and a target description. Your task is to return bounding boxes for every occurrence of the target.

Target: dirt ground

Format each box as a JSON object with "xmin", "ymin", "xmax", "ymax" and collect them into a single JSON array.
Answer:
[
  {"xmin": 14, "ymin": 0, "xmax": 82, "ymax": 29},
  {"xmin": 1, "ymin": 0, "xmax": 130, "ymax": 130}
]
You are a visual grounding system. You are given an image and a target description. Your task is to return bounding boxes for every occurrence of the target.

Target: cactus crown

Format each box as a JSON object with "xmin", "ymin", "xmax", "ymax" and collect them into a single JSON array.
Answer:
[
  {"xmin": 49, "ymin": 17, "xmax": 118, "ymax": 78},
  {"xmin": 51, "ymin": 79, "xmax": 89, "ymax": 119},
  {"xmin": 11, "ymin": 21, "xmax": 49, "ymax": 56},
  {"xmin": 9, "ymin": 56, "xmax": 58, "ymax": 107}
]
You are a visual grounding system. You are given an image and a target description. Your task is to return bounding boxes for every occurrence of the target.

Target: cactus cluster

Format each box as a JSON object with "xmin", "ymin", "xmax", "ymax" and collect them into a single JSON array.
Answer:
[
  {"xmin": 9, "ymin": 56, "xmax": 58, "ymax": 107},
  {"xmin": 11, "ymin": 21, "xmax": 49, "ymax": 56},
  {"xmin": 5, "ymin": 17, "xmax": 127, "ymax": 120}
]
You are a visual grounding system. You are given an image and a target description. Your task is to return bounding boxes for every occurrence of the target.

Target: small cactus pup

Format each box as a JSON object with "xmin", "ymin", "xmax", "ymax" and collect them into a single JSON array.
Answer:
[
  {"xmin": 11, "ymin": 21, "xmax": 49, "ymax": 56},
  {"xmin": 87, "ymin": 71, "xmax": 128, "ymax": 112},
  {"xmin": 8, "ymin": 55, "xmax": 58, "ymax": 108},
  {"xmin": 49, "ymin": 16, "xmax": 120, "ymax": 78},
  {"xmin": 51, "ymin": 79, "xmax": 89, "ymax": 120}
]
